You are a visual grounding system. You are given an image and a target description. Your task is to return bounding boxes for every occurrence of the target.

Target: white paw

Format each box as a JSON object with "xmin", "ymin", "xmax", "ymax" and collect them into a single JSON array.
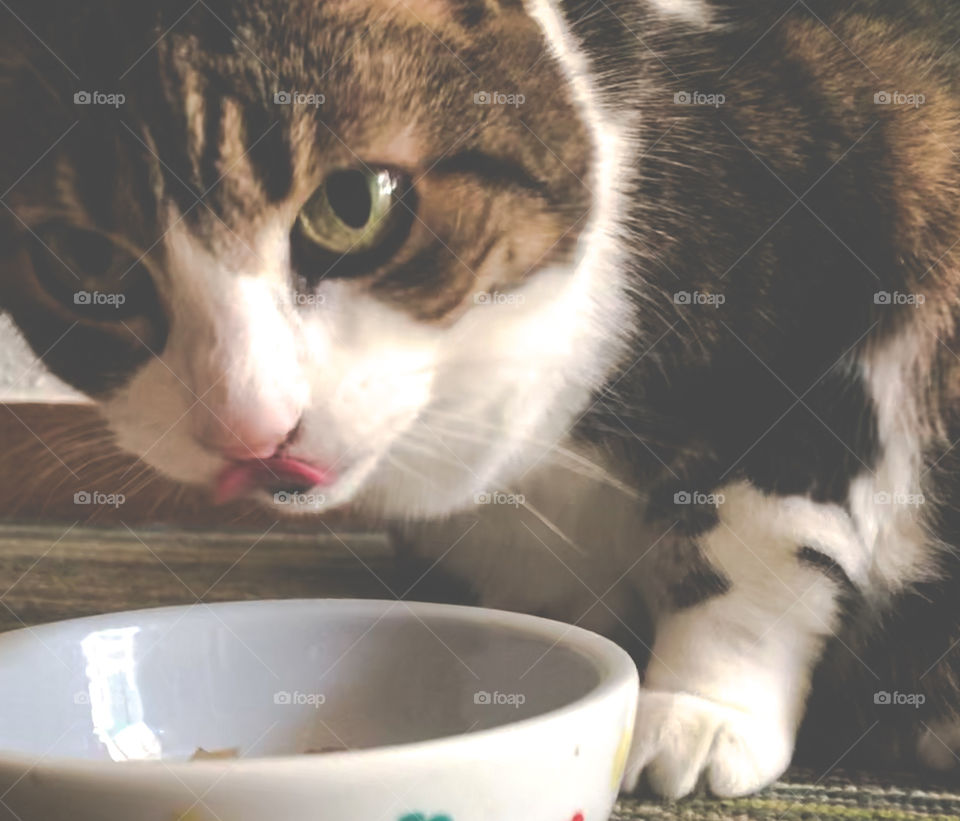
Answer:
[{"xmin": 622, "ymin": 689, "xmax": 793, "ymax": 799}]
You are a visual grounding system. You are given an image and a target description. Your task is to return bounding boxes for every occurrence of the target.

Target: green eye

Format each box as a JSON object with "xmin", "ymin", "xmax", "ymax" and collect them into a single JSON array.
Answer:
[{"xmin": 298, "ymin": 167, "xmax": 408, "ymax": 255}]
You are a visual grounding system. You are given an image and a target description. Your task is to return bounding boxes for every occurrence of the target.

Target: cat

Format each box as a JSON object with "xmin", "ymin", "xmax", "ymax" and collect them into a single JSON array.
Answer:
[{"xmin": 4, "ymin": 0, "xmax": 960, "ymax": 798}]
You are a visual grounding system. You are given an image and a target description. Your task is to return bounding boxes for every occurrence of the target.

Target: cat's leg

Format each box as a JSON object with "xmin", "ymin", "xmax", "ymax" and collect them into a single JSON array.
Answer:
[{"xmin": 624, "ymin": 482, "xmax": 869, "ymax": 798}]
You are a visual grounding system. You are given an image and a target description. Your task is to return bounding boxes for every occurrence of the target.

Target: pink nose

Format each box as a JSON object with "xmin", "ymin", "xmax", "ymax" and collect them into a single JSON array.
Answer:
[{"xmin": 197, "ymin": 409, "xmax": 300, "ymax": 460}]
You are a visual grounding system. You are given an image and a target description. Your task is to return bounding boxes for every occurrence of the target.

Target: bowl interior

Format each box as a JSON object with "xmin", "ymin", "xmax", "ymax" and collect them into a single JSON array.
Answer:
[{"xmin": 0, "ymin": 600, "xmax": 605, "ymax": 762}]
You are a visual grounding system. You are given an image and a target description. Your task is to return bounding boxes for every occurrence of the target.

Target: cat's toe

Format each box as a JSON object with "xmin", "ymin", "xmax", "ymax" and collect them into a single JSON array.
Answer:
[
  {"xmin": 622, "ymin": 689, "xmax": 792, "ymax": 799},
  {"xmin": 706, "ymin": 720, "xmax": 790, "ymax": 797}
]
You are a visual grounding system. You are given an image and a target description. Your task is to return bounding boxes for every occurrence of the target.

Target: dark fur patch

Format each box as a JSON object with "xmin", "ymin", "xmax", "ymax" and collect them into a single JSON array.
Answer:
[
  {"xmin": 671, "ymin": 565, "xmax": 731, "ymax": 610},
  {"xmin": 646, "ymin": 481, "xmax": 722, "ymax": 537},
  {"xmin": 796, "ymin": 545, "xmax": 857, "ymax": 596},
  {"xmin": 563, "ymin": 0, "xmax": 960, "ymax": 769},
  {"xmin": 432, "ymin": 149, "xmax": 555, "ymax": 202}
]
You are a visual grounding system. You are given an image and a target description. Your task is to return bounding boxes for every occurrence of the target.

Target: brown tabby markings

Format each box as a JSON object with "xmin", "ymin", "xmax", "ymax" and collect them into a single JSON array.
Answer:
[{"xmin": 0, "ymin": 0, "xmax": 590, "ymax": 391}]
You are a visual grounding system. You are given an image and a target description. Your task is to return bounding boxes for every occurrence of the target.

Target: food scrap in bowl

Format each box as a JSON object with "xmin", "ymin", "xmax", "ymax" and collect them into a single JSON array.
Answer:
[{"xmin": 189, "ymin": 747, "xmax": 239, "ymax": 761}]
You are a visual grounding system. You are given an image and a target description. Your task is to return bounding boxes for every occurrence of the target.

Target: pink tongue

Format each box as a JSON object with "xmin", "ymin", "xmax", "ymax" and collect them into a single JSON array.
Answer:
[{"xmin": 215, "ymin": 457, "xmax": 332, "ymax": 504}]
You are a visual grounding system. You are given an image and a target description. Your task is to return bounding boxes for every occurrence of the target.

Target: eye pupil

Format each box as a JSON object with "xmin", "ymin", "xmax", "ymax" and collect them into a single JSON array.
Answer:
[
  {"xmin": 325, "ymin": 169, "xmax": 371, "ymax": 229},
  {"xmin": 292, "ymin": 165, "xmax": 415, "ymax": 280}
]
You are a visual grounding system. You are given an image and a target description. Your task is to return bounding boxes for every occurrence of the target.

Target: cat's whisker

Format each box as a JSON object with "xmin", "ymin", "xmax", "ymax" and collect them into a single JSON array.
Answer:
[
  {"xmin": 412, "ymin": 424, "xmax": 620, "ymax": 491},
  {"xmin": 384, "ymin": 453, "xmax": 441, "ymax": 489},
  {"xmin": 144, "ymin": 482, "xmax": 181, "ymax": 520},
  {"xmin": 109, "ymin": 465, "xmax": 157, "ymax": 503},
  {"xmin": 39, "ymin": 455, "xmax": 127, "ymax": 509},
  {"xmin": 416, "ymin": 413, "xmax": 642, "ymax": 500},
  {"xmin": 390, "ymin": 437, "xmax": 468, "ymax": 472},
  {"xmin": 519, "ymin": 498, "xmax": 588, "ymax": 558}
]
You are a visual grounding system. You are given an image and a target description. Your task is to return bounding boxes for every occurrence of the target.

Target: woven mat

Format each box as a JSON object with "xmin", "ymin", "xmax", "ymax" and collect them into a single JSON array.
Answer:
[{"xmin": 613, "ymin": 769, "xmax": 960, "ymax": 820}]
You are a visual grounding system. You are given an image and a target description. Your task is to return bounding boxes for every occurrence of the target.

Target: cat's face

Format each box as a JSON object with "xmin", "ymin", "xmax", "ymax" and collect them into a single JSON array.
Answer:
[{"xmin": 1, "ymin": 0, "xmax": 627, "ymax": 517}]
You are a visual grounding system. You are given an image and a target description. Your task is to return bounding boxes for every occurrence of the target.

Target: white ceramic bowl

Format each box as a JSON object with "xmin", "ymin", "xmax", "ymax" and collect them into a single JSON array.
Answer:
[{"xmin": 0, "ymin": 599, "xmax": 639, "ymax": 821}]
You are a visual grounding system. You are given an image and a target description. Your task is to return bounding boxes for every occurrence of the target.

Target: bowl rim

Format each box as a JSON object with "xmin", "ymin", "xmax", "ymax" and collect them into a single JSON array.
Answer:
[{"xmin": 0, "ymin": 598, "xmax": 639, "ymax": 776}]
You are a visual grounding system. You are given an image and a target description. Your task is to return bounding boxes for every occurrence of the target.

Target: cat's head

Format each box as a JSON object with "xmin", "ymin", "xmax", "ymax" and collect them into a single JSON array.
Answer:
[{"xmin": 1, "ymin": 0, "xmax": 628, "ymax": 517}]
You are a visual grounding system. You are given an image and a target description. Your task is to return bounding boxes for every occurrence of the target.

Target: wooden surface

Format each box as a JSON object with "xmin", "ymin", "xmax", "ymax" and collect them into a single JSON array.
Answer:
[{"xmin": 0, "ymin": 522, "xmax": 462, "ymax": 633}]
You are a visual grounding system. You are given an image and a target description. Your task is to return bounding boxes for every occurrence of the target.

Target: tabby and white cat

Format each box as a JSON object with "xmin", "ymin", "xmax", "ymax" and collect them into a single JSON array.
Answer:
[{"xmin": 4, "ymin": 0, "xmax": 960, "ymax": 798}]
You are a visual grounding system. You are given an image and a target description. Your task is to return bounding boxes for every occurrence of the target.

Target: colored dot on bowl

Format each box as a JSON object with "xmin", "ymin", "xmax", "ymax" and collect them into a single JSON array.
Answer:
[{"xmin": 573, "ymin": 814, "xmax": 585, "ymax": 821}]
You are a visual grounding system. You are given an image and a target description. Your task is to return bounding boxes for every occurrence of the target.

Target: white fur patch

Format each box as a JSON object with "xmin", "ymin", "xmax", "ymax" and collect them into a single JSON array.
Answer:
[
  {"xmin": 101, "ymin": 217, "xmax": 307, "ymax": 485},
  {"xmin": 849, "ymin": 330, "xmax": 938, "ymax": 595},
  {"xmin": 646, "ymin": 0, "xmax": 711, "ymax": 25},
  {"xmin": 623, "ymin": 482, "xmax": 846, "ymax": 796}
]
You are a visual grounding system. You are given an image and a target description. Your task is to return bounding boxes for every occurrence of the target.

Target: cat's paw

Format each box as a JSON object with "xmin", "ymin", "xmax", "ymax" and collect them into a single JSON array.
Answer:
[{"xmin": 621, "ymin": 689, "xmax": 793, "ymax": 799}]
